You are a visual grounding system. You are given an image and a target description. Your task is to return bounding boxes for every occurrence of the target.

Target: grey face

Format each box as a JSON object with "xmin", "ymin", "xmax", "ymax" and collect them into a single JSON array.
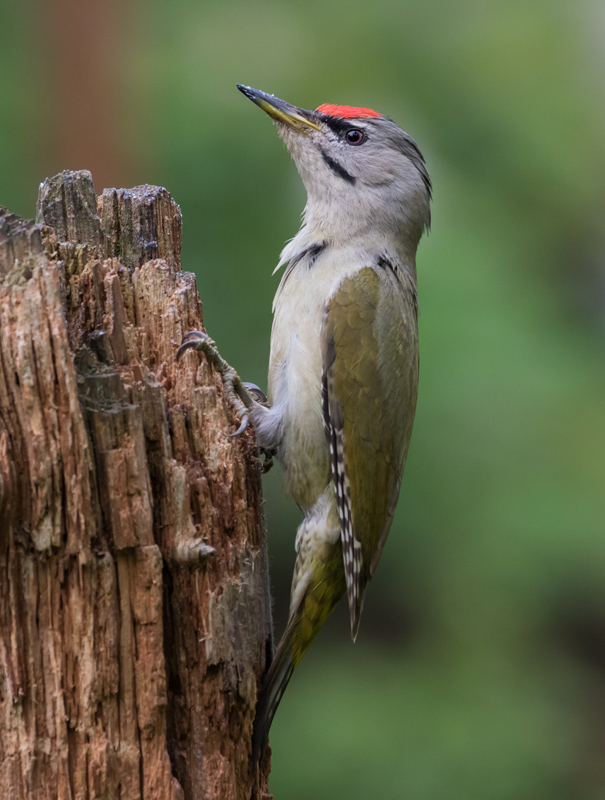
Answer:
[
  {"xmin": 307, "ymin": 111, "xmax": 431, "ymax": 197},
  {"xmin": 237, "ymin": 85, "xmax": 432, "ymax": 243}
]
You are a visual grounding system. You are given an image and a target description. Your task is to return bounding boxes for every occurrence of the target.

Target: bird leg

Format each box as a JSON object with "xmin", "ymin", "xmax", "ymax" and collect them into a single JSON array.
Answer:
[
  {"xmin": 176, "ymin": 330, "xmax": 274, "ymax": 472},
  {"xmin": 244, "ymin": 382, "xmax": 275, "ymax": 474}
]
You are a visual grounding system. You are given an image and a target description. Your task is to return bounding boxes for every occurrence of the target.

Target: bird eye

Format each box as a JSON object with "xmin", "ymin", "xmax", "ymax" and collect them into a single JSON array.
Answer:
[{"xmin": 345, "ymin": 129, "xmax": 365, "ymax": 145}]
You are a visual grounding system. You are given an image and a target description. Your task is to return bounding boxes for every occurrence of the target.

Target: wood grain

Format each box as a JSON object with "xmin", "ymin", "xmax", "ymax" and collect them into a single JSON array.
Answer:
[{"xmin": 0, "ymin": 171, "xmax": 272, "ymax": 800}]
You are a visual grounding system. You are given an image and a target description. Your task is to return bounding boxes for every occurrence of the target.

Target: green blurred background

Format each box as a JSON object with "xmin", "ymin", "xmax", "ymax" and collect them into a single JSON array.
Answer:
[{"xmin": 2, "ymin": 0, "xmax": 605, "ymax": 796}]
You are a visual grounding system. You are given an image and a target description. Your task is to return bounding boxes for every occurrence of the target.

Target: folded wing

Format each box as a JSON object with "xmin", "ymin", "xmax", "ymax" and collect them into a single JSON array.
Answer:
[{"xmin": 321, "ymin": 266, "xmax": 419, "ymax": 639}]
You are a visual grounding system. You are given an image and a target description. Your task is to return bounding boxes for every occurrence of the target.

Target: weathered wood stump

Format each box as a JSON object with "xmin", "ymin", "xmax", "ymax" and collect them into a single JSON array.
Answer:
[{"xmin": 0, "ymin": 171, "xmax": 272, "ymax": 800}]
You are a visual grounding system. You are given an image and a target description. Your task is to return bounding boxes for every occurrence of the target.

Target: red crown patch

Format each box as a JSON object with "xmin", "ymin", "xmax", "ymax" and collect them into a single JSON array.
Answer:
[{"xmin": 315, "ymin": 104, "xmax": 381, "ymax": 119}]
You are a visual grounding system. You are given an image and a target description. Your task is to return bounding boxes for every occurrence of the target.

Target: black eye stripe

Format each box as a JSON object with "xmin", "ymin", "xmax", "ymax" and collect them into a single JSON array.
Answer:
[
  {"xmin": 321, "ymin": 116, "xmax": 355, "ymax": 137},
  {"xmin": 320, "ymin": 115, "xmax": 368, "ymax": 142}
]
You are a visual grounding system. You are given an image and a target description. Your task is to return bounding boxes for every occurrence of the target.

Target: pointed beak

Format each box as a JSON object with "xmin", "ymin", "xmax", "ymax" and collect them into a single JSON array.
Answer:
[{"xmin": 237, "ymin": 85, "xmax": 321, "ymax": 133}]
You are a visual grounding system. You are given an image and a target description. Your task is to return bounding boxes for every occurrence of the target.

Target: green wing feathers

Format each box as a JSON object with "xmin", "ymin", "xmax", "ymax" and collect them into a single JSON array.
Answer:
[{"xmin": 321, "ymin": 267, "xmax": 419, "ymax": 638}]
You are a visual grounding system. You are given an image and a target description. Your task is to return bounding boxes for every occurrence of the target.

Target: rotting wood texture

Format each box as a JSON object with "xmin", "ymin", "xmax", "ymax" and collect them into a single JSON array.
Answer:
[{"xmin": 0, "ymin": 171, "xmax": 272, "ymax": 800}]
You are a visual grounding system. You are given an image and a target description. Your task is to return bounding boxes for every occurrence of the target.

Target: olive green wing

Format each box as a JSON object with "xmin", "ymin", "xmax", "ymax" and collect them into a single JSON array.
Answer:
[{"xmin": 321, "ymin": 266, "xmax": 419, "ymax": 640}]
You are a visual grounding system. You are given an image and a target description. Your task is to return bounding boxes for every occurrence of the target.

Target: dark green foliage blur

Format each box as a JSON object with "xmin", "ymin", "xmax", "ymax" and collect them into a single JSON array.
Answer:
[{"xmin": 2, "ymin": 1, "xmax": 605, "ymax": 796}]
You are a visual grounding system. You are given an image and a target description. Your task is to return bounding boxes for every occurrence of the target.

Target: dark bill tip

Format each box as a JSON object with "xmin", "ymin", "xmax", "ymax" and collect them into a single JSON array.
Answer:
[
  {"xmin": 236, "ymin": 84, "xmax": 256, "ymax": 100},
  {"xmin": 236, "ymin": 85, "xmax": 321, "ymax": 132}
]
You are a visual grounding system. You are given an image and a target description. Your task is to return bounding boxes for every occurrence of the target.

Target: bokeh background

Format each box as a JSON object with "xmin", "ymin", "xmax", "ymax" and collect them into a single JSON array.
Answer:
[{"xmin": 2, "ymin": 0, "xmax": 605, "ymax": 797}]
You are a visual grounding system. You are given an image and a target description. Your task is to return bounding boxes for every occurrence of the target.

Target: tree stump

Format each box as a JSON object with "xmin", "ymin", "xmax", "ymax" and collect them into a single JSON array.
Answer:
[{"xmin": 0, "ymin": 171, "xmax": 272, "ymax": 800}]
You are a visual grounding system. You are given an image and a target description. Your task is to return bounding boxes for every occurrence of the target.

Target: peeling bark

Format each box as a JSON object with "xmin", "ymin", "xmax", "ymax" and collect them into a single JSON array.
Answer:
[{"xmin": 0, "ymin": 171, "xmax": 272, "ymax": 800}]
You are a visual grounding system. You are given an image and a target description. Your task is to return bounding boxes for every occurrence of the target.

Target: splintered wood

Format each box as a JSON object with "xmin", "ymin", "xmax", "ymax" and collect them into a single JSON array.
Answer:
[{"xmin": 0, "ymin": 171, "xmax": 272, "ymax": 800}]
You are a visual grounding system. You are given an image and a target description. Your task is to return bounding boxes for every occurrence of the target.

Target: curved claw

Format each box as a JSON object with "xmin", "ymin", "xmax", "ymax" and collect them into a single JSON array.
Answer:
[
  {"xmin": 176, "ymin": 340, "xmax": 198, "ymax": 362},
  {"xmin": 181, "ymin": 330, "xmax": 211, "ymax": 344},
  {"xmin": 261, "ymin": 452, "xmax": 274, "ymax": 474},
  {"xmin": 176, "ymin": 330, "xmax": 212, "ymax": 362},
  {"xmin": 177, "ymin": 330, "xmax": 211, "ymax": 362},
  {"xmin": 228, "ymin": 413, "xmax": 249, "ymax": 437},
  {"xmin": 242, "ymin": 381, "xmax": 268, "ymax": 406}
]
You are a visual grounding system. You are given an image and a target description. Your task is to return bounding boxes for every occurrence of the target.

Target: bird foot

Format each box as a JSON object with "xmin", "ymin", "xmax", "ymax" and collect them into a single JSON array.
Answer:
[
  {"xmin": 177, "ymin": 329, "xmax": 253, "ymax": 434},
  {"xmin": 177, "ymin": 330, "xmax": 275, "ymax": 473},
  {"xmin": 241, "ymin": 383, "xmax": 275, "ymax": 473}
]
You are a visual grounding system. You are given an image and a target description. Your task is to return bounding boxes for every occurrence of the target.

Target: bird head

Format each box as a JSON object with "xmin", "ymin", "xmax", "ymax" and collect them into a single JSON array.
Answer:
[{"xmin": 237, "ymin": 85, "xmax": 431, "ymax": 251}]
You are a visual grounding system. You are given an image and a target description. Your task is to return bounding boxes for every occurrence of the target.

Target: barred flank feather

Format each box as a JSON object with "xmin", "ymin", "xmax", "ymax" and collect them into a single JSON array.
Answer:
[{"xmin": 322, "ymin": 332, "xmax": 364, "ymax": 639}]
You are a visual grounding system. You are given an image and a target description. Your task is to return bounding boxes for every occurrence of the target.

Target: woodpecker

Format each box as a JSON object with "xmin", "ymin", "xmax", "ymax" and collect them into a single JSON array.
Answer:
[{"xmin": 178, "ymin": 85, "xmax": 431, "ymax": 760}]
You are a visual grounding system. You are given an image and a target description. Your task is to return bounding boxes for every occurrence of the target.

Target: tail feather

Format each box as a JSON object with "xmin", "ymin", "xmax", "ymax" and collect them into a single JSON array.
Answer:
[
  {"xmin": 252, "ymin": 565, "xmax": 365, "ymax": 766},
  {"xmin": 251, "ymin": 632, "xmax": 295, "ymax": 764},
  {"xmin": 251, "ymin": 538, "xmax": 347, "ymax": 764}
]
